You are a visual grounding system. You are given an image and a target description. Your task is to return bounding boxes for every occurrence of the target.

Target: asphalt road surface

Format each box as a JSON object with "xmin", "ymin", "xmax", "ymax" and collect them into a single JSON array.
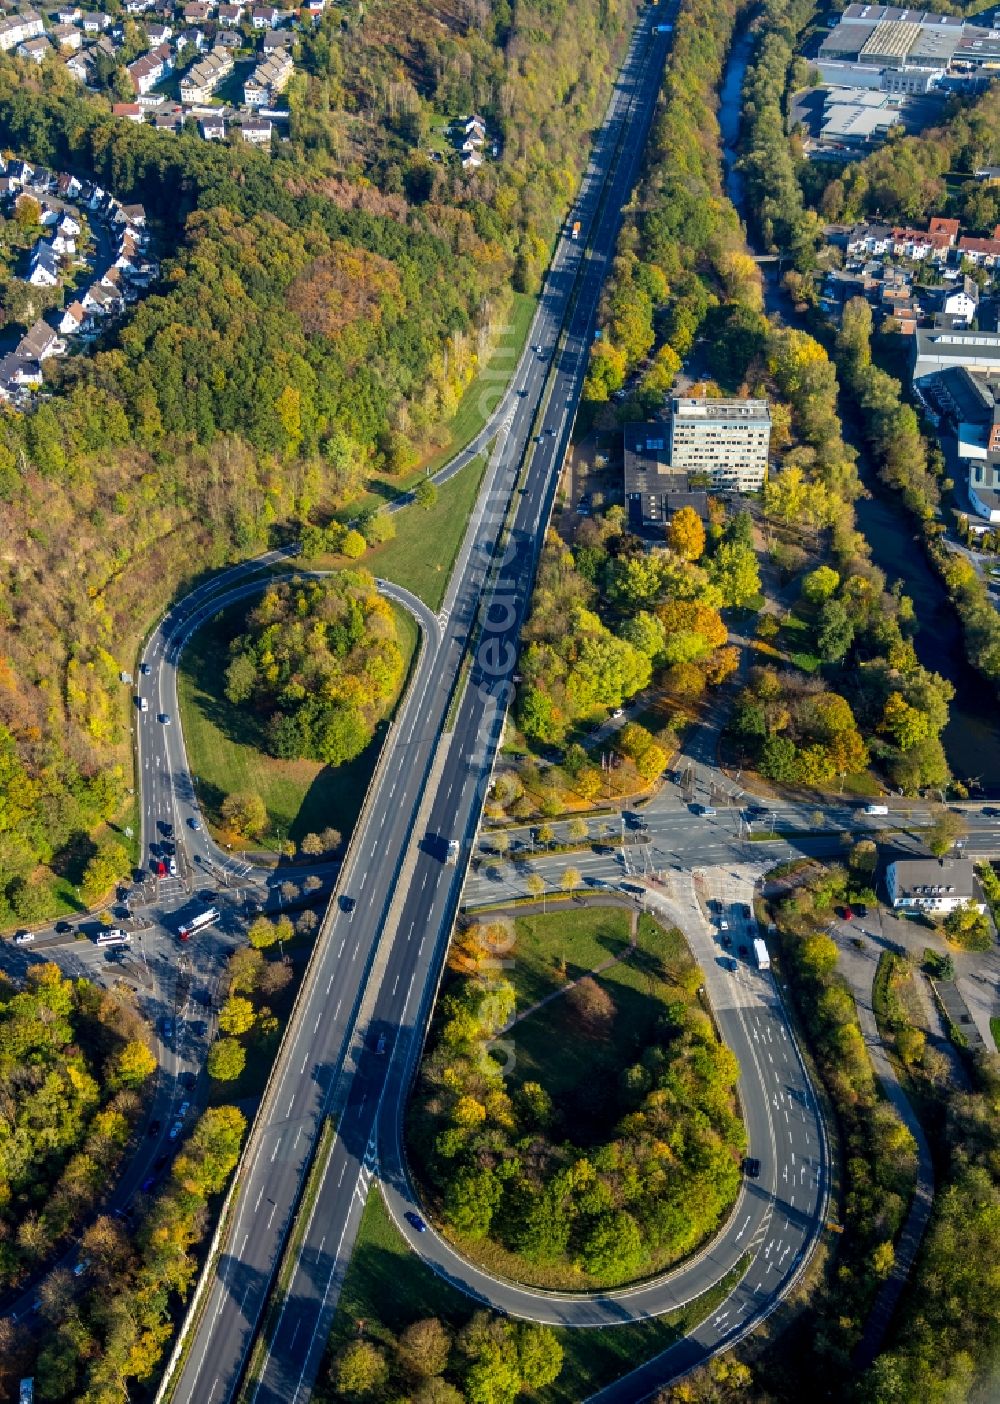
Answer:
[{"xmin": 168, "ymin": 9, "xmax": 686, "ymax": 1403}]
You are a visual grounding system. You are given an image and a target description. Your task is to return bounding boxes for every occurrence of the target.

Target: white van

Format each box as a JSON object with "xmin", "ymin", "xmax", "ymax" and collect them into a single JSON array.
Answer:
[{"xmin": 863, "ymin": 803, "xmax": 888, "ymax": 816}]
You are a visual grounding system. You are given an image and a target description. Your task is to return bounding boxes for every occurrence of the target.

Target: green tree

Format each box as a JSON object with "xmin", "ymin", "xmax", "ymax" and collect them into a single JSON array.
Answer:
[
  {"xmin": 247, "ymin": 917, "xmax": 281, "ymax": 950},
  {"xmin": 709, "ymin": 541, "xmax": 761, "ymax": 608},
  {"xmin": 517, "ymin": 1323, "xmax": 563, "ymax": 1389},
  {"xmin": 206, "ymin": 1038, "xmax": 246, "ymax": 1081},
  {"xmin": 396, "ymin": 1317, "xmax": 452, "ymax": 1379},
  {"xmin": 801, "ymin": 565, "xmax": 840, "ymax": 604},
  {"xmin": 667, "ymin": 505, "xmax": 706, "ymax": 561},
  {"xmin": 110, "ymin": 1040, "xmax": 157, "ymax": 1090},
  {"xmin": 580, "ymin": 1209, "xmax": 646, "ymax": 1280},
  {"xmin": 218, "ymin": 996, "xmax": 256, "ymax": 1036},
  {"xmin": 943, "ymin": 901, "xmax": 990, "ymax": 951},
  {"xmin": 334, "ymin": 1339, "xmax": 389, "ymax": 1400},
  {"xmin": 221, "ymin": 791, "xmax": 268, "ymax": 839},
  {"xmin": 926, "ymin": 808, "xmax": 967, "ymax": 858},
  {"xmin": 415, "ymin": 477, "xmax": 438, "ymax": 509}
]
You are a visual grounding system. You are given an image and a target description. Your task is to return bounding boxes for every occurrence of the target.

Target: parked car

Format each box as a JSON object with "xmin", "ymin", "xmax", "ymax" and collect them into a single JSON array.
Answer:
[
  {"xmin": 55, "ymin": 920, "xmax": 74, "ymax": 934},
  {"xmin": 13, "ymin": 930, "xmax": 35, "ymax": 945}
]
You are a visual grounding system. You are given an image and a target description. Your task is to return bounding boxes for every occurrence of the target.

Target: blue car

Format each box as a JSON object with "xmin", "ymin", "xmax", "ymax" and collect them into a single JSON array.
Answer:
[{"xmin": 405, "ymin": 1210, "xmax": 427, "ymax": 1233}]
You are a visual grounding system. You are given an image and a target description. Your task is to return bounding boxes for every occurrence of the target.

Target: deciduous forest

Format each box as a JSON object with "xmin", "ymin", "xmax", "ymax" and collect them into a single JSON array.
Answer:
[{"xmin": 0, "ymin": 0, "xmax": 638, "ymax": 925}]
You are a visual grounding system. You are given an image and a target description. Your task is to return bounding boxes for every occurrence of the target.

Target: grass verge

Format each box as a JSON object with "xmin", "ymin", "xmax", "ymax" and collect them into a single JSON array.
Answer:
[
  {"xmin": 177, "ymin": 601, "xmax": 419, "ymax": 849},
  {"xmin": 320, "ymin": 1183, "xmax": 750, "ymax": 1404},
  {"xmin": 364, "ymin": 452, "xmax": 490, "ymax": 609}
]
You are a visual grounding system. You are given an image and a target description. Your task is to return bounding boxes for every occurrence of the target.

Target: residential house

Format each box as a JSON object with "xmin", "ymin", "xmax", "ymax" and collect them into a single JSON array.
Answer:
[
  {"xmin": 59, "ymin": 300, "xmax": 88, "ymax": 334},
  {"xmin": 19, "ymin": 320, "xmax": 65, "ymax": 362},
  {"xmin": 6, "ymin": 160, "xmax": 33, "ymax": 186},
  {"xmin": 64, "ymin": 50, "xmax": 90, "ymax": 79},
  {"xmin": 243, "ymin": 47, "xmax": 292, "ymax": 104},
  {"xmin": 0, "ymin": 11, "xmax": 44, "ymax": 52},
  {"xmin": 179, "ymin": 46, "xmax": 233, "ymax": 102},
  {"xmin": 928, "ymin": 216, "xmax": 961, "ymax": 244},
  {"xmin": 844, "ymin": 222, "xmax": 893, "ymax": 257},
  {"xmin": 112, "ymin": 101, "xmax": 145, "ymax": 120},
  {"xmin": 27, "ymin": 244, "xmax": 61, "ymax": 286},
  {"xmin": 214, "ymin": 29, "xmax": 239, "ymax": 46},
  {"xmin": 957, "ymin": 230, "xmax": 1000, "ymax": 267},
  {"xmin": 56, "ymin": 172, "xmax": 82, "ymax": 199},
  {"xmin": 177, "ymin": 25, "xmax": 206, "ymax": 50},
  {"xmin": 55, "ymin": 5, "xmax": 81, "ymax": 21},
  {"xmin": 30, "ymin": 168, "xmax": 54, "ymax": 193},
  {"xmin": 19, "ymin": 38, "xmax": 49, "ymax": 71},
  {"xmin": 885, "ymin": 856, "xmax": 983, "ymax": 914},
  {"xmin": 127, "ymin": 41, "xmax": 172, "ymax": 94},
  {"xmin": 250, "ymin": 3, "xmax": 279, "ymax": 25},
  {"xmin": 81, "ymin": 11, "xmax": 109, "ymax": 30},
  {"xmin": 52, "ymin": 23, "xmax": 82, "ymax": 49},
  {"xmin": 974, "ymin": 166, "xmax": 1000, "ymax": 186},
  {"xmin": 200, "ymin": 113, "xmax": 226, "ymax": 139},
  {"xmin": 145, "ymin": 21, "xmax": 172, "ymax": 42},
  {"xmin": 121, "ymin": 202, "xmax": 146, "ymax": 228},
  {"xmin": 182, "ymin": 0, "xmax": 211, "ymax": 19},
  {"xmin": 461, "ymin": 150, "xmax": 482, "ymax": 171},
  {"xmin": 152, "ymin": 108, "xmax": 182, "ymax": 130},
  {"xmin": 217, "ymin": 2, "xmax": 243, "ymax": 22},
  {"xmin": 890, "ymin": 225, "xmax": 954, "ymax": 261},
  {"xmin": 238, "ymin": 115, "xmax": 271, "ymax": 144},
  {"xmin": 261, "ymin": 27, "xmax": 291, "ymax": 49}
]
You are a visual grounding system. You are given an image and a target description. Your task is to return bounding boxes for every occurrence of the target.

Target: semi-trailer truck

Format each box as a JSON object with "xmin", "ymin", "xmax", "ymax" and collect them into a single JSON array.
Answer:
[
  {"xmin": 571, "ymin": 220, "xmax": 581, "ymax": 239},
  {"xmin": 753, "ymin": 938, "xmax": 770, "ymax": 971}
]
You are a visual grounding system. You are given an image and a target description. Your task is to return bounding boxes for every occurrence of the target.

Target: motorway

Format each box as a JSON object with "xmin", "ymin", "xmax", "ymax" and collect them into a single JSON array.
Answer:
[{"xmin": 165, "ymin": 8, "xmax": 687, "ymax": 1403}]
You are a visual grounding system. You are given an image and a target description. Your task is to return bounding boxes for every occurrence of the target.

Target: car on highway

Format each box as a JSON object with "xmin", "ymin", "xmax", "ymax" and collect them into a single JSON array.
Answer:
[
  {"xmin": 13, "ymin": 930, "xmax": 35, "ymax": 945},
  {"xmin": 691, "ymin": 803, "xmax": 716, "ymax": 817},
  {"xmin": 159, "ymin": 820, "xmax": 173, "ymax": 836},
  {"xmin": 340, "ymin": 895, "xmax": 356, "ymax": 913},
  {"xmin": 158, "ymin": 713, "xmax": 171, "ymax": 725},
  {"xmin": 139, "ymin": 662, "xmax": 151, "ymax": 675},
  {"xmin": 168, "ymin": 857, "xmax": 178, "ymax": 876},
  {"xmin": 405, "ymin": 1210, "xmax": 427, "ymax": 1233},
  {"xmin": 168, "ymin": 1119, "xmax": 184, "ymax": 1141},
  {"xmin": 188, "ymin": 816, "xmax": 201, "ymax": 831},
  {"xmin": 178, "ymin": 1100, "xmax": 190, "ymax": 1118},
  {"xmin": 55, "ymin": 920, "xmax": 74, "ymax": 934},
  {"xmin": 546, "ymin": 426, "xmax": 556, "ymax": 435},
  {"xmin": 148, "ymin": 1119, "xmax": 161, "ymax": 1138},
  {"xmin": 161, "ymin": 1018, "xmax": 174, "ymax": 1040},
  {"xmin": 141, "ymin": 1175, "xmax": 158, "ymax": 1193},
  {"xmin": 375, "ymin": 1033, "xmax": 387, "ymax": 1055},
  {"xmin": 742, "ymin": 1156, "xmax": 761, "ymax": 1179}
]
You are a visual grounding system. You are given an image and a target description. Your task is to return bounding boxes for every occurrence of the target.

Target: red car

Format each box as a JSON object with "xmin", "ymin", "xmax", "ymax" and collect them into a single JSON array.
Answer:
[
  {"xmin": 156, "ymin": 860, "xmax": 167, "ymax": 877},
  {"xmin": 841, "ymin": 905, "xmax": 854, "ymax": 921}
]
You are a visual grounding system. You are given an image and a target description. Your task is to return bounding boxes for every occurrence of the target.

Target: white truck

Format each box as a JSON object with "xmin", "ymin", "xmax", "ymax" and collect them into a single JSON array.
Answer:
[
  {"xmin": 446, "ymin": 839, "xmax": 460, "ymax": 866},
  {"xmin": 753, "ymin": 938, "xmax": 770, "ymax": 971},
  {"xmin": 864, "ymin": 803, "xmax": 888, "ymax": 816}
]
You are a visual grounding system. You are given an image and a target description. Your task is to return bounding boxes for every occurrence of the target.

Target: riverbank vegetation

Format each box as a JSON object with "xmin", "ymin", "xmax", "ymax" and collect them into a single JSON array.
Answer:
[
  {"xmin": 580, "ymin": 0, "xmax": 954, "ymax": 795},
  {"xmin": 0, "ymin": 963, "xmax": 156, "ymax": 1292},
  {"xmin": 737, "ymin": 3, "xmax": 1000, "ymax": 699},
  {"xmin": 2, "ymin": 1105, "xmax": 246, "ymax": 1402},
  {"xmin": 0, "ymin": 0, "xmax": 637, "ymax": 927},
  {"xmin": 407, "ymin": 908, "xmax": 743, "ymax": 1290}
]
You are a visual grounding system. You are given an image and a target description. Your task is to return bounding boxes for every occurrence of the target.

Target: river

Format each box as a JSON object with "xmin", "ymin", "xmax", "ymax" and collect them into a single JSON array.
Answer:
[{"xmin": 716, "ymin": 25, "xmax": 1000, "ymax": 790}]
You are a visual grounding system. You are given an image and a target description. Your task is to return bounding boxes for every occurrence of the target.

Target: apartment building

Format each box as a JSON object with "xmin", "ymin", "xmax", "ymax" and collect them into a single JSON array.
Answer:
[
  {"xmin": 179, "ymin": 45, "xmax": 233, "ymax": 103},
  {"xmin": 243, "ymin": 47, "xmax": 292, "ymax": 105}
]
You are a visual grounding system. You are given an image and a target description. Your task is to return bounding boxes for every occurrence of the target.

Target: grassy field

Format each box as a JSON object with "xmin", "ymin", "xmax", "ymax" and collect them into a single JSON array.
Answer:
[
  {"xmin": 177, "ymin": 601, "xmax": 420, "ymax": 851},
  {"xmin": 497, "ymin": 905, "xmax": 633, "ymax": 1011},
  {"xmin": 508, "ymin": 912, "xmax": 699, "ymax": 1114},
  {"xmin": 320, "ymin": 1185, "xmax": 747, "ymax": 1404},
  {"xmin": 356, "ymin": 453, "xmax": 490, "ymax": 610}
]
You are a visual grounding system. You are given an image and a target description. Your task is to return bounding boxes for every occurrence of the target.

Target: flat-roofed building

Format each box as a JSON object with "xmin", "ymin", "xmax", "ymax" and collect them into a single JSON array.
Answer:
[{"xmin": 666, "ymin": 397, "xmax": 771, "ymax": 490}]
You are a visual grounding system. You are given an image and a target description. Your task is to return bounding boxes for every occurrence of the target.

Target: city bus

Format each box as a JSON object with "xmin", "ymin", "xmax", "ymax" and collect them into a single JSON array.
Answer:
[
  {"xmin": 95, "ymin": 929, "xmax": 132, "ymax": 948},
  {"xmin": 178, "ymin": 907, "xmax": 220, "ymax": 942}
]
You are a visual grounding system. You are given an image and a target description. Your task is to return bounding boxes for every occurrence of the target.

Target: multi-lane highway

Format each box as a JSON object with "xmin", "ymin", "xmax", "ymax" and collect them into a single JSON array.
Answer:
[{"xmin": 164, "ymin": 8, "xmax": 684, "ymax": 1402}]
